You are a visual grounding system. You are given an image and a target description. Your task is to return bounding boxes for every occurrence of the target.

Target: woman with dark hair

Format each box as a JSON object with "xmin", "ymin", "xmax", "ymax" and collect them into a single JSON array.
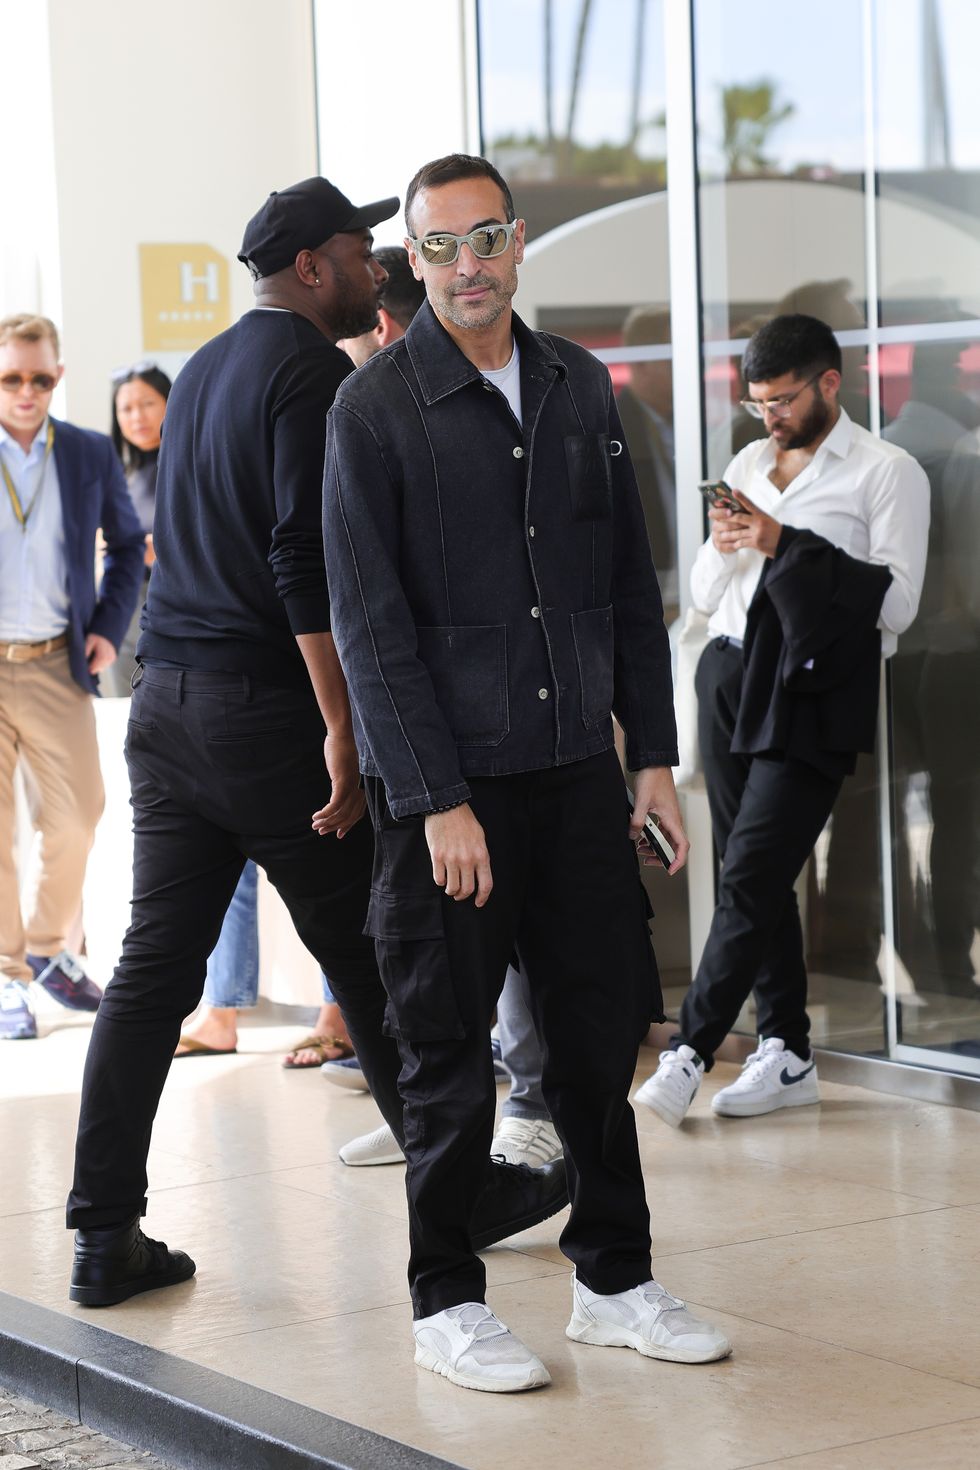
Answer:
[{"xmin": 102, "ymin": 362, "xmax": 171, "ymax": 696}]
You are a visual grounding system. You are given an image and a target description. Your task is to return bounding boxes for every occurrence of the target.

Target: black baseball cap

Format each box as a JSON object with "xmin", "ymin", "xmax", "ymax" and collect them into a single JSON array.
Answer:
[{"xmin": 238, "ymin": 177, "xmax": 400, "ymax": 279}]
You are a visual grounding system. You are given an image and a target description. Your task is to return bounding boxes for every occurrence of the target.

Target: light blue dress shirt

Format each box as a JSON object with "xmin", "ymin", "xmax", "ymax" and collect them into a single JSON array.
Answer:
[{"xmin": 0, "ymin": 417, "xmax": 71, "ymax": 641}]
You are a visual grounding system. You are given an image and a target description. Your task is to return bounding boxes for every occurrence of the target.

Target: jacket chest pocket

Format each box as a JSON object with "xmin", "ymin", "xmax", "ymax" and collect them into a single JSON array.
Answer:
[
  {"xmin": 564, "ymin": 433, "xmax": 612, "ymax": 520},
  {"xmin": 416, "ymin": 624, "xmax": 509, "ymax": 747}
]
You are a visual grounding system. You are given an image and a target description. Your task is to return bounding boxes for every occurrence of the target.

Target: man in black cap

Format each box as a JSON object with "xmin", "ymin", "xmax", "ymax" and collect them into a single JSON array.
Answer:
[{"xmin": 66, "ymin": 176, "xmax": 566, "ymax": 1307}]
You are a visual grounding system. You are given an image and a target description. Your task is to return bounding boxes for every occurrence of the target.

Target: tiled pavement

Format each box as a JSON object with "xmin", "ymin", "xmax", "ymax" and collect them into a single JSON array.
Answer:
[{"xmin": 0, "ymin": 1386, "xmax": 174, "ymax": 1470}]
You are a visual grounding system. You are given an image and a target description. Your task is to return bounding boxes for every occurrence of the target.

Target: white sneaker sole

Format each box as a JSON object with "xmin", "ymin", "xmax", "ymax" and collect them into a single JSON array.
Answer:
[
  {"xmin": 320, "ymin": 1067, "xmax": 369, "ymax": 1092},
  {"xmin": 565, "ymin": 1317, "xmax": 732, "ymax": 1364},
  {"xmin": 632, "ymin": 1083, "xmax": 695, "ymax": 1128},
  {"xmin": 711, "ymin": 1086, "xmax": 820, "ymax": 1117},
  {"xmin": 414, "ymin": 1344, "xmax": 551, "ymax": 1392},
  {"xmin": 338, "ymin": 1147, "xmax": 405, "ymax": 1167}
]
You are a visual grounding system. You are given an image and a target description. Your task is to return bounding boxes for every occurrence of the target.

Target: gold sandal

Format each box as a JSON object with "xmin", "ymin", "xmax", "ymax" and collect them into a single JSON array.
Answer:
[{"xmin": 282, "ymin": 1033, "xmax": 354, "ymax": 1070}]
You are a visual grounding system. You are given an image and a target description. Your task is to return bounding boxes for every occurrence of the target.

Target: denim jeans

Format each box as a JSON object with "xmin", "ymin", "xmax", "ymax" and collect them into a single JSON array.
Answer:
[
  {"xmin": 204, "ymin": 859, "xmax": 335, "ymax": 1008},
  {"xmin": 497, "ymin": 965, "xmax": 548, "ymax": 1122}
]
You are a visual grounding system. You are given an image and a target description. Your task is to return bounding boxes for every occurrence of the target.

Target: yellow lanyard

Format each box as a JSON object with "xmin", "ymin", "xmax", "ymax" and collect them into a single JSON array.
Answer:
[{"xmin": 1, "ymin": 422, "xmax": 56, "ymax": 532}]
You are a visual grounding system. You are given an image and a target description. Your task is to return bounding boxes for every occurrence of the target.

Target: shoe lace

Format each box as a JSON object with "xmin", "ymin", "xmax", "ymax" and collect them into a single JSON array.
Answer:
[
  {"xmin": 639, "ymin": 1279, "xmax": 685, "ymax": 1313},
  {"xmin": 657, "ymin": 1050, "xmax": 699, "ymax": 1099},
  {"xmin": 739, "ymin": 1046, "xmax": 785, "ymax": 1083},
  {"xmin": 448, "ymin": 1303, "xmax": 506, "ymax": 1341}
]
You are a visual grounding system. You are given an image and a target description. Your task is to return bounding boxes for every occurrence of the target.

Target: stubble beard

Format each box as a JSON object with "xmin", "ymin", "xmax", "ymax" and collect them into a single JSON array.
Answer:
[{"xmin": 437, "ymin": 267, "xmax": 516, "ymax": 331}]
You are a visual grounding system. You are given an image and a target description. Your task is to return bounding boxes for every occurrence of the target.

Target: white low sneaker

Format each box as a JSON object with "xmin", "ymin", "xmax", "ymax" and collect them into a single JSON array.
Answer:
[
  {"xmin": 711, "ymin": 1037, "xmax": 819, "ymax": 1117},
  {"xmin": 413, "ymin": 1302, "xmax": 551, "ymax": 1393},
  {"xmin": 338, "ymin": 1122, "xmax": 405, "ymax": 1167},
  {"xmin": 633, "ymin": 1045, "xmax": 704, "ymax": 1126},
  {"xmin": 490, "ymin": 1117, "xmax": 563, "ymax": 1168},
  {"xmin": 566, "ymin": 1273, "xmax": 731, "ymax": 1363}
]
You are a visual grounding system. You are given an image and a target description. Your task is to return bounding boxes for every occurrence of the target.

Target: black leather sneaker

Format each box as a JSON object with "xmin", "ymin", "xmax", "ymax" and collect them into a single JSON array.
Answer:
[
  {"xmin": 471, "ymin": 1156, "xmax": 569, "ymax": 1252},
  {"xmin": 70, "ymin": 1217, "xmax": 196, "ymax": 1307}
]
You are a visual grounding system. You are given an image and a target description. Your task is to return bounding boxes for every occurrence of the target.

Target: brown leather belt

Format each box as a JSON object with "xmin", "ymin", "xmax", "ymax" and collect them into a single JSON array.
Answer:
[{"xmin": 0, "ymin": 633, "xmax": 69, "ymax": 663}]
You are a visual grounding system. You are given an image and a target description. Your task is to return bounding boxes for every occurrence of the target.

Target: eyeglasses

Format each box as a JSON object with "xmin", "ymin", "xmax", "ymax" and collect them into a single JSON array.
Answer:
[
  {"xmin": 0, "ymin": 372, "xmax": 56, "ymax": 394},
  {"xmin": 410, "ymin": 221, "xmax": 517, "ymax": 266},
  {"xmin": 110, "ymin": 359, "xmax": 160, "ymax": 383},
  {"xmin": 740, "ymin": 371, "xmax": 824, "ymax": 420}
]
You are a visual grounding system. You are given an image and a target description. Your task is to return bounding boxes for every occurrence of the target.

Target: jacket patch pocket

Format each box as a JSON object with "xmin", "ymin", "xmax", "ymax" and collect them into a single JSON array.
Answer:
[
  {"xmin": 365, "ymin": 888, "xmax": 464, "ymax": 1042},
  {"xmin": 570, "ymin": 605, "xmax": 614, "ymax": 729},
  {"xmin": 416, "ymin": 624, "xmax": 509, "ymax": 747},
  {"xmin": 564, "ymin": 433, "xmax": 612, "ymax": 520}
]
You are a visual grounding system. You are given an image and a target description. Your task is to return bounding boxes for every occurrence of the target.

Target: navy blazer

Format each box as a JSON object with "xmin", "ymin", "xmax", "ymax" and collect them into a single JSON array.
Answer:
[{"xmin": 50, "ymin": 416, "xmax": 145, "ymax": 694}]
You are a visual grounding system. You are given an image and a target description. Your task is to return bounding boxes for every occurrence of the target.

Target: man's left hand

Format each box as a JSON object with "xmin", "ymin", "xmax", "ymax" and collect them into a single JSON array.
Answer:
[
  {"xmin": 85, "ymin": 633, "xmax": 117, "ymax": 674},
  {"xmin": 630, "ymin": 766, "xmax": 689, "ymax": 875},
  {"xmin": 311, "ymin": 733, "xmax": 366, "ymax": 839},
  {"xmin": 712, "ymin": 490, "xmax": 782, "ymax": 558}
]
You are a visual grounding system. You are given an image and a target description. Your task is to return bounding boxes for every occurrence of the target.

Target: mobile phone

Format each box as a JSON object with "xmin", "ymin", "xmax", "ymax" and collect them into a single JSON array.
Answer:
[
  {"xmin": 698, "ymin": 479, "xmax": 749, "ymax": 514},
  {"xmin": 626, "ymin": 788, "xmax": 677, "ymax": 870}
]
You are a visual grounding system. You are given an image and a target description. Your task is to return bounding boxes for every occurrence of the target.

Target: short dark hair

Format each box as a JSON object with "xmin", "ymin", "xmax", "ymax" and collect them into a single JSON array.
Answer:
[
  {"xmin": 374, "ymin": 246, "xmax": 426, "ymax": 329},
  {"xmin": 110, "ymin": 364, "xmax": 172, "ymax": 471},
  {"xmin": 404, "ymin": 154, "xmax": 516, "ymax": 238},
  {"xmin": 741, "ymin": 313, "xmax": 842, "ymax": 386}
]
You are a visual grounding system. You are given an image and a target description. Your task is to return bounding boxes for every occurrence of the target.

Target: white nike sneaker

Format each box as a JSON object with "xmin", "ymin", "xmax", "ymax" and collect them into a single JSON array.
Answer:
[
  {"xmin": 413, "ymin": 1302, "xmax": 551, "ymax": 1393},
  {"xmin": 711, "ymin": 1037, "xmax": 819, "ymax": 1117},
  {"xmin": 338, "ymin": 1122, "xmax": 405, "ymax": 1166},
  {"xmin": 566, "ymin": 1273, "xmax": 731, "ymax": 1363},
  {"xmin": 490, "ymin": 1117, "xmax": 563, "ymax": 1168},
  {"xmin": 633, "ymin": 1045, "xmax": 704, "ymax": 1126}
]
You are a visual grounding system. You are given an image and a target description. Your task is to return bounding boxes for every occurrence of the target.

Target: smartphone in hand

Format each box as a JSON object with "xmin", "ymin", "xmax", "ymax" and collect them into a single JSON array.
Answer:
[
  {"xmin": 626, "ymin": 788, "xmax": 677, "ymax": 871},
  {"xmin": 698, "ymin": 479, "xmax": 750, "ymax": 514}
]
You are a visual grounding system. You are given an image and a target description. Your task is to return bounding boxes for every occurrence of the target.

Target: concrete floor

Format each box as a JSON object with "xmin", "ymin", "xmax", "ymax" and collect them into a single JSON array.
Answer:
[{"xmin": 3, "ymin": 1002, "xmax": 980, "ymax": 1470}]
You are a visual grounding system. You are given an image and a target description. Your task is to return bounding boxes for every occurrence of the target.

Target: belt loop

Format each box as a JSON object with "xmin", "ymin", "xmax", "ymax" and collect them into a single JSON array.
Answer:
[{"xmin": 175, "ymin": 670, "xmax": 185, "ymax": 706}]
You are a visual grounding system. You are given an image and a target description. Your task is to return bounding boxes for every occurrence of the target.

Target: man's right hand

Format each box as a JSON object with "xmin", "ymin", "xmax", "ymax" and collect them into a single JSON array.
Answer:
[
  {"xmin": 709, "ymin": 500, "xmax": 739, "ymax": 554},
  {"xmin": 424, "ymin": 803, "xmax": 493, "ymax": 907}
]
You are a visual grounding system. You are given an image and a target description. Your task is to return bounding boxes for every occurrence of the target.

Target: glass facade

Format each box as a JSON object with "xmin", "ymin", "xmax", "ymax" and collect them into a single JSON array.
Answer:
[{"xmin": 477, "ymin": 0, "xmax": 980, "ymax": 1077}]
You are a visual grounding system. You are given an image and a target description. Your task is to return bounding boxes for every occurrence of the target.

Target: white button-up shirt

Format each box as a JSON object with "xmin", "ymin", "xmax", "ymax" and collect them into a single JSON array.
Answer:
[
  {"xmin": 0, "ymin": 418, "xmax": 71, "ymax": 641},
  {"xmin": 691, "ymin": 410, "xmax": 930, "ymax": 657}
]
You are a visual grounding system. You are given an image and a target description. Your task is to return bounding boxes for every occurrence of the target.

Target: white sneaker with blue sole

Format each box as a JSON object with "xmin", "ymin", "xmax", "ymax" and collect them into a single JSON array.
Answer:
[{"xmin": 711, "ymin": 1037, "xmax": 819, "ymax": 1117}]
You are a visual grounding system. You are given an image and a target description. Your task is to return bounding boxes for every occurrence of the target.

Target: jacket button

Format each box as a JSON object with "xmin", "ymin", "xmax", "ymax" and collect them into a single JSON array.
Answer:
[
  {"xmin": 538, "ymin": 688, "xmax": 549, "ymax": 700},
  {"xmin": 513, "ymin": 446, "xmax": 524, "ymax": 458},
  {"xmin": 531, "ymin": 606, "xmax": 540, "ymax": 618},
  {"xmin": 528, "ymin": 525, "xmax": 535, "ymax": 537}
]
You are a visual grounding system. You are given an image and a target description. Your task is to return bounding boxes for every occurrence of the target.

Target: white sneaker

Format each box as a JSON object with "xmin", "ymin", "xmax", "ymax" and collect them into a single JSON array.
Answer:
[
  {"xmin": 566, "ymin": 1273, "xmax": 731, "ymax": 1364},
  {"xmin": 711, "ymin": 1037, "xmax": 819, "ymax": 1117},
  {"xmin": 633, "ymin": 1045, "xmax": 703, "ymax": 1126},
  {"xmin": 338, "ymin": 1122, "xmax": 405, "ymax": 1167},
  {"xmin": 490, "ymin": 1117, "xmax": 563, "ymax": 1168},
  {"xmin": 414, "ymin": 1302, "xmax": 551, "ymax": 1393}
]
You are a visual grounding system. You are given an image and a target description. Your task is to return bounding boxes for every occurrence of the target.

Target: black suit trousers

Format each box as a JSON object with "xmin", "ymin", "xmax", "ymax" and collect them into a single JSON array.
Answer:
[
  {"xmin": 67, "ymin": 665, "xmax": 404, "ymax": 1228},
  {"xmin": 677, "ymin": 639, "xmax": 844, "ymax": 1066}
]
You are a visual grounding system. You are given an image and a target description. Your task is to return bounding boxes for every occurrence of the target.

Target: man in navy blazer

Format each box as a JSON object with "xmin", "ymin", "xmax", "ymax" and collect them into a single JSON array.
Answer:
[{"xmin": 0, "ymin": 313, "xmax": 144, "ymax": 1040}]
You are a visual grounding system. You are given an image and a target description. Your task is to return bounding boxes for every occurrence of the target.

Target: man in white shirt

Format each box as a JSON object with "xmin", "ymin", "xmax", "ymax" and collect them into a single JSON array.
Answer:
[{"xmin": 635, "ymin": 313, "xmax": 929, "ymax": 1125}]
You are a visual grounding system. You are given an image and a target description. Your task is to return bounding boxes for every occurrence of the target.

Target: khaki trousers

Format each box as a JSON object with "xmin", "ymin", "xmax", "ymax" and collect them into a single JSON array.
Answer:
[{"xmin": 0, "ymin": 647, "xmax": 104, "ymax": 982}]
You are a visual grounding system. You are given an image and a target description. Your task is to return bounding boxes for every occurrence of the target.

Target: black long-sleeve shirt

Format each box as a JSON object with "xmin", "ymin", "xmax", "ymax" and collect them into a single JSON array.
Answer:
[{"xmin": 139, "ymin": 309, "xmax": 350, "ymax": 683}]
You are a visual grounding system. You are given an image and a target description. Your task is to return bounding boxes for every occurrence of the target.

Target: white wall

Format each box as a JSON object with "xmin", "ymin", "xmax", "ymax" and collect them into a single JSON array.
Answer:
[
  {"xmin": 43, "ymin": 0, "xmax": 319, "ymax": 430},
  {"xmin": 313, "ymin": 0, "xmax": 476, "ymax": 248}
]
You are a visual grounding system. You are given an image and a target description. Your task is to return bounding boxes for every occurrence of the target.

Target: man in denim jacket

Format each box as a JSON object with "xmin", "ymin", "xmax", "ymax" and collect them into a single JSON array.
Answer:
[{"xmin": 323, "ymin": 154, "xmax": 731, "ymax": 1393}]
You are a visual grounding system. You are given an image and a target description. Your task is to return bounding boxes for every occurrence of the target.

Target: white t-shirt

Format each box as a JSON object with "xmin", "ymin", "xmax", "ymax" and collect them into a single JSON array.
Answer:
[
  {"xmin": 482, "ymin": 339, "xmax": 522, "ymax": 424},
  {"xmin": 690, "ymin": 409, "xmax": 930, "ymax": 657}
]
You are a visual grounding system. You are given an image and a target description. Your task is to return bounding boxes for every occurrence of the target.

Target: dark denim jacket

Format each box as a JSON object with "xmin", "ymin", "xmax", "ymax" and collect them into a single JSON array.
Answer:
[{"xmin": 322, "ymin": 303, "xmax": 677, "ymax": 818}]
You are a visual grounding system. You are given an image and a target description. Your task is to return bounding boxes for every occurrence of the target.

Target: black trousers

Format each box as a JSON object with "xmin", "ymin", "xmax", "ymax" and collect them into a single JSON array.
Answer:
[
  {"xmin": 677, "ymin": 640, "xmax": 844, "ymax": 1067},
  {"xmin": 365, "ymin": 749, "xmax": 661, "ymax": 1318},
  {"xmin": 67, "ymin": 665, "xmax": 405, "ymax": 1228}
]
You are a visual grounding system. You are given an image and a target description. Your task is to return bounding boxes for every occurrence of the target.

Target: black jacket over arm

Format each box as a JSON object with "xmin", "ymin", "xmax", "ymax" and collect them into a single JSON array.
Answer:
[{"xmin": 732, "ymin": 526, "xmax": 893, "ymax": 774}]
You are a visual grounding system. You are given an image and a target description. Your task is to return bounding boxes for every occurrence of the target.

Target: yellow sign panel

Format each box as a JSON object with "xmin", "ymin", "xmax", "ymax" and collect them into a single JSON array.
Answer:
[{"xmin": 140, "ymin": 243, "xmax": 230, "ymax": 352}]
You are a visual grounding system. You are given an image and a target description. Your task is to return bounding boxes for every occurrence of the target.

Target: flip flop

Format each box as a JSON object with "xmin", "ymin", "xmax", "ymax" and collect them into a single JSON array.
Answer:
[
  {"xmin": 282, "ymin": 1034, "xmax": 354, "ymax": 1070},
  {"xmin": 174, "ymin": 1036, "xmax": 238, "ymax": 1058}
]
